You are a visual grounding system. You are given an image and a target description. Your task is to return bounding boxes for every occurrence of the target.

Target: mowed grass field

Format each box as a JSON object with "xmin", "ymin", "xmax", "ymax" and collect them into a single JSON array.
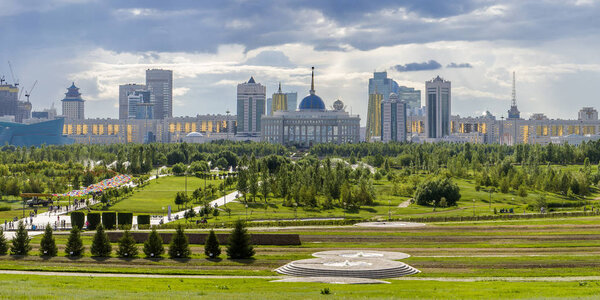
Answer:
[
  {"xmin": 1, "ymin": 217, "xmax": 600, "ymax": 298},
  {"xmin": 1, "ymin": 275, "xmax": 600, "ymax": 299},
  {"xmin": 109, "ymin": 176, "xmax": 226, "ymax": 214},
  {"xmin": 189, "ymin": 174, "xmax": 600, "ymax": 224}
]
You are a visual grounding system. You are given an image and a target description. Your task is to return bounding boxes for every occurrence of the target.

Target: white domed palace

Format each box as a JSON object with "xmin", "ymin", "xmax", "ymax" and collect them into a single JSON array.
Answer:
[{"xmin": 261, "ymin": 68, "xmax": 360, "ymax": 146}]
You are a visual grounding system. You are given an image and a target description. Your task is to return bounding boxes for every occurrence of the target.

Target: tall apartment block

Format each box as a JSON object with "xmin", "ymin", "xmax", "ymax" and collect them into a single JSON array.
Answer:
[{"xmin": 146, "ymin": 69, "xmax": 172, "ymax": 119}]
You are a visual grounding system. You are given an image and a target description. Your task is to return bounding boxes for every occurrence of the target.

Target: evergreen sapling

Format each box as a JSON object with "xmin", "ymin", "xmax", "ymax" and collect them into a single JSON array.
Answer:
[
  {"xmin": 226, "ymin": 219, "xmax": 254, "ymax": 259},
  {"xmin": 143, "ymin": 228, "xmax": 164, "ymax": 258},
  {"xmin": 204, "ymin": 229, "xmax": 221, "ymax": 259},
  {"xmin": 10, "ymin": 221, "xmax": 31, "ymax": 256},
  {"xmin": 116, "ymin": 230, "xmax": 138, "ymax": 258},
  {"xmin": 65, "ymin": 226, "xmax": 84, "ymax": 257},
  {"xmin": 168, "ymin": 225, "xmax": 190, "ymax": 258},
  {"xmin": 90, "ymin": 224, "xmax": 112, "ymax": 257},
  {"xmin": 40, "ymin": 224, "xmax": 58, "ymax": 256}
]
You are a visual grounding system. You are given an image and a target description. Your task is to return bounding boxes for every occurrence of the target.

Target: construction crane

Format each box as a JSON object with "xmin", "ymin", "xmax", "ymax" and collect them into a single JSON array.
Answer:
[
  {"xmin": 7, "ymin": 61, "xmax": 19, "ymax": 87},
  {"xmin": 25, "ymin": 80, "xmax": 37, "ymax": 103}
]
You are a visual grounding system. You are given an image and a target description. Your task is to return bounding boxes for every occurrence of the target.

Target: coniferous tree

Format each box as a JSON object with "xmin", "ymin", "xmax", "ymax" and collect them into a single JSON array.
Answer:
[
  {"xmin": 143, "ymin": 228, "xmax": 164, "ymax": 258},
  {"xmin": 226, "ymin": 220, "xmax": 254, "ymax": 259},
  {"xmin": 168, "ymin": 225, "xmax": 190, "ymax": 259},
  {"xmin": 10, "ymin": 221, "xmax": 31, "ymax": 255},
  {"xmin": 90, "ymin": 224, "xmax": 112, "ymax": 257},
  {"xmin": 204, "ymin": 229, "xmax": 221, "ymax": 259},
  {"xmin": 65, "ymin": 226, "xmax": 84, "ymax": 257},
  {"xmin": 39, "ymin": 224, "xmax": 58, "ymax": 257},
  {"xmin": 0, "ymin": 227, "xmax": 8, "ymax": 255},
  {"xmin": 116, "ymin": 230, "xmax": 138, "ymax": 258}
]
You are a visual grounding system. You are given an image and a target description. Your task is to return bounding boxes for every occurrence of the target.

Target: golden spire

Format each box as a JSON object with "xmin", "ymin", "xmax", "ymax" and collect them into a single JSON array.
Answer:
[{"xmin": 278, "ymin": 82, "xmax": 282, "ymax": 93}]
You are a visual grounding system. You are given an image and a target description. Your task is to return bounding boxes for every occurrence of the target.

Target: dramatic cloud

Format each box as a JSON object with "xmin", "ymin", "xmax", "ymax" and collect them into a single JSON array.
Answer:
[
  {"xmin": 447, "ymin": 62, "xmax": 473, "ymax": 68},
  {"xmin": 393, "ymin": 60, "xmax": 442, "ymax": 72},
  {"xmin": 2, "ymin": 0, "xmax": 600, "ymax": 122}
]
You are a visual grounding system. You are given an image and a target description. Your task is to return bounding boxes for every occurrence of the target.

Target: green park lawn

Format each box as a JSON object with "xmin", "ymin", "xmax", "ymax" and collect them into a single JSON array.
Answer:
[
  {"xmin": 3, "ymin": 218, "xmax": 600, "ymax": 298},
  {"xmin": 1, "ymin": 275, "xmax": 600, "ymax": 299},
  {"xmin": 109, "ymin": 176, "xmax": 228, "ymax": 214}
]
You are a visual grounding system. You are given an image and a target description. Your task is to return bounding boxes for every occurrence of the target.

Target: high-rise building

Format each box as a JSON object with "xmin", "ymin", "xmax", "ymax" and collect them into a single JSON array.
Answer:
[
  {"xmin": 397, "ymin": 86, "xmax": 421, "ymax": 110},
  {"xmin": 507, "ymin": 71, "xmax": 521, "ymax": 120},
  {"xmin": 61, "ymin": 82, "xmax": 85, "ymax": 120},
  {"xmin": 146, "ymin": 69, "xmax": 172, "ymax": 119},
  {"xmin": 0, "ymin": 82, "xmax": 31, "ymax": 123},
  {"xmin": 579, "ymin": 107, "xmax": 598, "ymax": 121},
  {"xmin": 119, "ymin": 83, "xmax": 146, "ymax": 119},
  {"xmin": 127, "ymin": 90, "xmax": 153, "ymax": 119},
  {"xmin": 366, "ymin": 90, "xmax": 383, "ymax": 142},
  {"xmin": 236, "ymin": 76, "xmax": 266, "ymax": 137},
  {"xmin": 368, "ymin": 71, "xmax": 399, "ymax": 102},
  {"xmin": 381, "ymin": 93, "xmax": 407, "ymax": 143},
  {"xmin": 271, "ymin": 83, "xmax": 288, "ymax": 114},
  {"xmin": 286, "ymin": 92, "xmax": 297, "ymax": 111},
  {"xmin": 425, "ymin": 76, "xmax": 451, "ymax": 138}
]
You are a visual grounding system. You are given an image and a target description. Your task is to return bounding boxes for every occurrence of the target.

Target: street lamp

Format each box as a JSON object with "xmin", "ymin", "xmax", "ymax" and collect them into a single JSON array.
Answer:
[
  {"xmin": 388, "ymin": 199, "xmax": 391, "ymax": 221},
  {"xmin": 343, "ymin": 202, "xmax": 346, "ymax": 219},
  {"xmin": 473, "ymin": 199, "xmax": 476, "ymax": 217},
  {"xmin": 245, "ymin": 204, "xmax": 248, "ymax": 221}
]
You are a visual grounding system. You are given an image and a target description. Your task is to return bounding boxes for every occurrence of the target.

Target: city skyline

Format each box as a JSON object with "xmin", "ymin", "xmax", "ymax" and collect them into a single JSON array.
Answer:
[{"xmin": 1, "ymin": 1, "xmax": 600, "ymax": 124}]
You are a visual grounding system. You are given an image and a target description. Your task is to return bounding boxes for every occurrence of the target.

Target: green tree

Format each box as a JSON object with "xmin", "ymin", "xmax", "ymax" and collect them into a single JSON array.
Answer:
[
  {"xmin": 414, "ymin": 177, "xmax": 461, "ymax": 207},
  {"xmin": 168, "ymin": 225, "xmax": 190, "ymax": 259},
  {"xmin": 226, "ymin": 220, "xmax": 254, "ymax": 259},
  {"xmin": 143, "ymin": 228, "xmax": 164, "ymax": 258},
  {"xmin": 10, "ymin": 221, "xmax": 31, "ymax": 255},
  {"xmin": 204, "ymin": 229, "xmax": 221, "ymax": 259},
  {"xmin": 517, "ymin": 185, "xmax": 528, "ymax": 197},
  {"xmin": 116, "ymin": 230, "xmax": 138, "ymax": 258},
  {"xmin": 65, "ymin": 226, "xmax": 84, "ymax": 257},
  {"xmin": 0, "ymin": 227, "xmax": 8, "ymax": 255},
  {"xmin": 39, "ymin": 224, "xmax": 58, "ymax": 257},
  {"xmin": 260, "ymin": 163, "xmax": 270, "ymax": 203},
  {"xmin": 90, "ymin": 224, "xmax": 112, "ymax": 257}
]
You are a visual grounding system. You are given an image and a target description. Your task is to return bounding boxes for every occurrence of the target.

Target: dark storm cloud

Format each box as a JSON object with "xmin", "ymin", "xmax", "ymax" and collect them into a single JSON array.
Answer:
[
  {"xmin": 2, "ymin": 0, "xmax": 600, "ymax": 55},
  {"xmin": 393, "ymin": 60, "xmax": 442, "ymax": 72},
  {"xmin": 447, "ymin": 62, "xmax": 473, "ymax": 68}
]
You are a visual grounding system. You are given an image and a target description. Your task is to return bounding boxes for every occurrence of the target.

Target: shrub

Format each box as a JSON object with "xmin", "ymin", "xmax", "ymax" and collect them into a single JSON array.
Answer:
[
  {"xmin": 168, "ymin": 225, "xmax": 190, "ymax": 259},
  {"xmin": 117, "ymin": 212, "xmax": 133, "ymax": 229},
  {"xmin": 517, "ymin": 185, "xmax": 528, "ymax": 197},
  {"xmin": 87, "ymin": 212, "xmax": 101, "ymax": 230},
  {"xmin": 414, "ymin": 177, "xmax": 461, "ymax": 207},
  {"xmin": 65, "ymin": 226, "xmax": 84, "ymax": 257},
  {"xmin": 116, "ymin": 230, "xmax": 138, "ymax": 258},
  {"xmin": 71, "ymin": 212, "xmax": 85, "ymax": 230},
  {"xmin": 90, "ymin": 224, "xmax": 112, "ymax": 257},
  {"xmin": 102, "ymin": 212, "xmax": 117, "ymax": 230},
  {"xmin": 0, "ymin": 227, "xmax": 8, "ymax": 255},
  {"xmin": 143, "ymin": 228, "xmax": 164, "ymax": 258},
  {"xmin": 204, "ymin": 229, "xmax": 221, "ymax": 259},
  {"xmin": 39, "ymin": 224, "xmax": 57, "ymax": 257},
  {"xmin": 227, "ymin": 220, "xmax": 254, "ymax": 259},
  {"xmin": 10, "ymin": 221, "xmax": 31, "ymax": 256},
  {"xmin": 0, "ymin": 206, "xmax": 10, "ymax": 211},
  {"xmin": 137, "ymin": 215, "xmax": 151, "ymax": 225}
]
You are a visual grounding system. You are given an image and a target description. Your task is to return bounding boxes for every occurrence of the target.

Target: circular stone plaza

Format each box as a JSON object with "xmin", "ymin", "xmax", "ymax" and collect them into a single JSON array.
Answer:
[{"xmin": 274, "ymin": 250, "xmax": 420, "ymax": 284}]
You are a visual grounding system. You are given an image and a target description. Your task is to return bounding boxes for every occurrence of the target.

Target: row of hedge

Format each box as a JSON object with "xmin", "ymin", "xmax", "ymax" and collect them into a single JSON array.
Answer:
[
  {"xmin": 70, "ymin": 212, "xmax": 151, "ymax": 230},
  {"xmin": 396, "ymin": 210, "xmax": 600, "ymax": 223},
  {"xmin": 152, "ymin": 218, "xmax": 362, "ymax": 229}
]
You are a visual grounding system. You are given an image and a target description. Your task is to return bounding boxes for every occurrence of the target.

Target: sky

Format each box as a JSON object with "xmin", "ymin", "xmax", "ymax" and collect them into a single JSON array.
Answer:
[{"xmin": 1, "ymin": 0, "xmax": 600, "ymax": 125}]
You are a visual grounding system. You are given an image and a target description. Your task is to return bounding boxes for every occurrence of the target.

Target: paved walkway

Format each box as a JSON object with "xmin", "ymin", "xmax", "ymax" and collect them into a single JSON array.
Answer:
[
  {"xmin": 0, "ymin": 269, "xmax": 279, "ymax": 279},
  {"xmin": 152, "ymin": 190, "xmax": 240, "ymax": 225},
  {"xmin": 1, "ymin": 171, "xmax": 169, "ymax": 239}
]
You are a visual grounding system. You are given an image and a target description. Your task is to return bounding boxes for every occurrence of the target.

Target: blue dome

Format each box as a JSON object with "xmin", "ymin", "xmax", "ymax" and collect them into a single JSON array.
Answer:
[{"xmin": 299, "ymin": 94, "xmax": 325, "ymax": 110}]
